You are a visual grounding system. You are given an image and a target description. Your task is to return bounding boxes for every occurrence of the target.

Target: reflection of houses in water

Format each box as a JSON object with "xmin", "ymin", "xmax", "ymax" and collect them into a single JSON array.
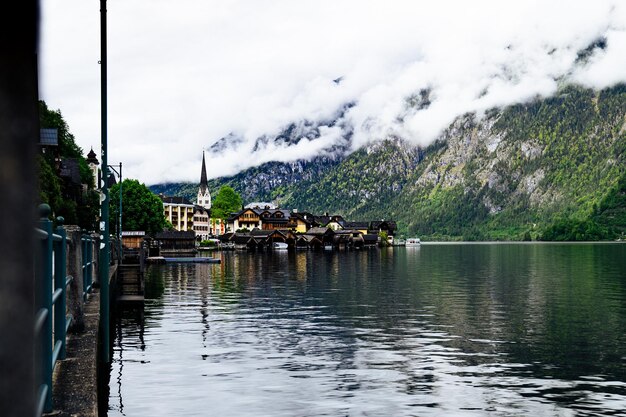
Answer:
[
  {"xmin": 294, "ymin": 251, "xmax": 308, "ymax": 281},
  {"xmin": 196, "ymin": 263, "xmax": 211, "ymax": 347}
]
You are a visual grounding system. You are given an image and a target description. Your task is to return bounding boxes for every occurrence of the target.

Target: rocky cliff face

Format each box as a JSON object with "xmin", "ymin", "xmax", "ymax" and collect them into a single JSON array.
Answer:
[
  {"xmin": 392, "ymin": 84, "xmax": 626, "ymax": 239},
  {"xmin": 151, "ymin": 84, "xmax": 626, "ymax": 240}
]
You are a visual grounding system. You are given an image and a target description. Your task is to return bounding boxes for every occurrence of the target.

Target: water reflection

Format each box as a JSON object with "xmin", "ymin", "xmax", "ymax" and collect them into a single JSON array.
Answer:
[{"xmin": 106, "ymin": 244, "xmax": 626, "ymax": 416}]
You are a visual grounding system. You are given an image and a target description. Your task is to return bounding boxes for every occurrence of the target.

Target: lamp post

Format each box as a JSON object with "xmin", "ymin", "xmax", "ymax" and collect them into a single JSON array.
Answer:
[
  {"xmin": 108, "ymin": 162, "xmax": 122, "ymax": 264},
  {"xmin": 99, "ymin": 0, "xmax": 110, "ymax": 363}
]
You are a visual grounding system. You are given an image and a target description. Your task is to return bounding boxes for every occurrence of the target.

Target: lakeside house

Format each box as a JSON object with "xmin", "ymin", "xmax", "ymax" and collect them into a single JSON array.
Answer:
[
  {"xmin": 161, "ymin": 195, "xmax": 195, "ymax": 232},
  {"xmin": 155, "ymin": 230, "xmax": 196, "ymax": 255},
  {"xmin": 220, "ymin": 208, "xmax": 397, "ymax": 250}
]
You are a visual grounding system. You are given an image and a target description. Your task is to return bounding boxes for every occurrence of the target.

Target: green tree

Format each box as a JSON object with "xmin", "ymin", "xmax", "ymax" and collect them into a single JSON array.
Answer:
[
  {"xmin": 36, "ymin": 154, "xmax": 62, "ymax": 211},
  {"xmin": 77, "ymin": 189, "xmax": 100, "ymax": 232},
  {"xmin": 37, "ymin": 100, "xmax": 97, "ymax": 229},
  {"xmin": 109, "ymin": 179, "xmax": 167, "ymax": 236},
  {"xmin": 39, "ymin": 100, "xmax": 83, "ymax": 159},
  {"xmin": 378, "ymin": 231, "xmax": 389, "ymax": 246},
  {"xmin": 211, "ymin": 186, "xmax": 243, "ymax": 219}
]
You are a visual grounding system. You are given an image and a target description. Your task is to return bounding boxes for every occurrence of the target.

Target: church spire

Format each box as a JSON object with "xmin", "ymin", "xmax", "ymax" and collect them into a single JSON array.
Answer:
[
  {"xmin": 197, "ymin": 150, "xmax": 212, "ymax": 210},
  {"xmin": 200, "ymin": 151, "xmax": 208, "ymax": 192}
]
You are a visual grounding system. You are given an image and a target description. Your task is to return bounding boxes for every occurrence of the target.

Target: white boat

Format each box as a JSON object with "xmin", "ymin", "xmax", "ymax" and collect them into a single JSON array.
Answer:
[
  {"xmin": 272, "ymin": 242, "xmax": 288, "ymax": 250},
  {"xmin": 406, "ymin": 238, "xmax": 421, "ymax": 246}
]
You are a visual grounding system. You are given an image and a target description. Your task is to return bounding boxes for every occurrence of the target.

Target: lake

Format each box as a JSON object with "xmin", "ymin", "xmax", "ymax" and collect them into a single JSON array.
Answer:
[{"xmin": 103, "ymin": 243, "xmax": 626, "ymax": 416}]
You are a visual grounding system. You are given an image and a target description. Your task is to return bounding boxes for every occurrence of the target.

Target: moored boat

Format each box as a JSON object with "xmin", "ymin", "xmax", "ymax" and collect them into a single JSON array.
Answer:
[
  {"xmin": 406, "ymin": 238, "xmax": 421, "ymax": 246},
  {"xmin": 272, "ymin": 242, "xmax": 288, "ymax": 250}
]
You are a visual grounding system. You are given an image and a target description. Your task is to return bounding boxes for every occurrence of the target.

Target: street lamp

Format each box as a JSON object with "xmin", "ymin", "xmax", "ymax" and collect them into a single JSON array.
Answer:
[
  {"xmin": 99, "ymin": 0, "xmax": 110, "ymax": 363},
  {"xmin": 108, "ymin": 162, "xmax": 122, "ymax": 264}
]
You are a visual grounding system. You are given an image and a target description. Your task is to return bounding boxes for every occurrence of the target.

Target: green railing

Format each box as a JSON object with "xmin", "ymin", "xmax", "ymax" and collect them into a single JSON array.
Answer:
[
  {"xmin": 82, "ymin": 233, "xmax": 95, "ymax": 300},
  {"xmin": 34, "ymin": 204, "xmax": 73, "ymax": 416}
]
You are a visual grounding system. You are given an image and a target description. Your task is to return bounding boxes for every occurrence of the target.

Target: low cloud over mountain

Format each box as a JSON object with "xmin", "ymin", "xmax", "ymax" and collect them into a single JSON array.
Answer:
[{"xmin": 40, "ymin": 0, "xmax": 626, "ymax": 184}]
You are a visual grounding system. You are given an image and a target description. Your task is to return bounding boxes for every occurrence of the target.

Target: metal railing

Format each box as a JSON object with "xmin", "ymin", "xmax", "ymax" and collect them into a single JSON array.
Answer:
[
  {"xmin": 34, "ymin": 204, "xmax": 73, "ymax": 415},
  {"xmin": 82, "ymin": 233, "xmax": 95, "ymax": 300}
]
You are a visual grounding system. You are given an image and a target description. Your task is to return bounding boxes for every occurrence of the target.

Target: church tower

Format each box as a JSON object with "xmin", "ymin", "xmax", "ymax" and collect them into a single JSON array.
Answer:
[
  {"xmin": 86, "ymin": 147, "xmax": 99, "ymax": 189},
  {"xmin": 197, "ymin": 151, "xmax": 211, "ymax": 209}
]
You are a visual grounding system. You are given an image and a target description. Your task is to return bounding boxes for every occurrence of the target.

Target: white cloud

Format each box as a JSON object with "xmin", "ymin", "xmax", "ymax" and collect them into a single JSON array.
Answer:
[{"xmin": 39, "ymin": 0, "xmax": 626, "ymax": 185}]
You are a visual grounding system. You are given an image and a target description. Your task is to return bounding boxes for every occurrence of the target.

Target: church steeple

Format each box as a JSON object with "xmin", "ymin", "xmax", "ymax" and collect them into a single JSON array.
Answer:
[
  {"xmin": 199, "ymin": 151, "xmax": 208, "ymax": 193},
  {"xmin": 197, "ymin": 151, "xmax": 211, "ymax": 209}
]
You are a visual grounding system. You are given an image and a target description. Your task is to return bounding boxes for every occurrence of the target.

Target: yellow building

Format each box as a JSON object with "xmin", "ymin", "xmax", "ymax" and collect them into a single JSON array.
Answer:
[{"xmin": 161, "ymin": 196, "xmax": 195, "ymax": 232}]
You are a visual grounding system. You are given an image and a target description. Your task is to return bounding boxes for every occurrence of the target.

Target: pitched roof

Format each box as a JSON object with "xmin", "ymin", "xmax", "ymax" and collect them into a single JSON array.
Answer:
[
  {"xmin": 155, "ymin": 230, "xmax": 196, "ymax": 239},
  {"xmin": 161, "ymin": 195, "xmax": 194, "ymax": 205},
  {"xmin": 370, "ymin": 220, "xmax": 397, "ymax": 231},
  {"xmin": 305, "ymin": 227, "xmax": 334, "ymax": 236},
  {"xmin": 250, "ymin": 228, "xmax": 273, "ymax": 237},
  {"xmin": 233, "ymin": 234, "xmax": 253, "ymax": 244},
  {"xmin": 59, "ymin": 158, "xmax": 81, "ymax": 184},
  {"xmin": 314, "ymin": 216, "xmax": 331, "ymax": 226},
  {"xmin": 194, "ymin": 205, "xmax": 209, "ymax": 214},
  {"xmin": 363, "ymin": 234, "xmax": 379, "ymax": 243},
  {"xmin": 344, "ymin": 221, "xmax": 369, "ymax": 229},
  {"xmin": 291, "ymin": 212, "xmax": 315, "ymax": 224},
  {"xmin": 86, "ymin": 147, "xmax": 99, "ymax": 164},
  {"xmin": 219, "ymin": 232, "xmax": 235, "ymax": 242},
  {"xmin": 334, "ymin": 229, "xmax": 362, "ymax": 235},
  {"xmin": 258, "ymin": 209, "xmax": 291, "ymax": 217}
]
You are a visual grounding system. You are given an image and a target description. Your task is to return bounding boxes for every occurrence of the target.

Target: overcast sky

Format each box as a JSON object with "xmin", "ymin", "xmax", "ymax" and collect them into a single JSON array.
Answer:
[{"xmin": 40, "ymin": 0, "xmax": 626, "ymax": 185}]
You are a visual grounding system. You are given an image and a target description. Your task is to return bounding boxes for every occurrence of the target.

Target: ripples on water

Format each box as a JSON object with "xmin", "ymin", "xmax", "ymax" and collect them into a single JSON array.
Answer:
[{"xmin": 105, "ymin": 244, "xmax": 626, "ymax": 416}]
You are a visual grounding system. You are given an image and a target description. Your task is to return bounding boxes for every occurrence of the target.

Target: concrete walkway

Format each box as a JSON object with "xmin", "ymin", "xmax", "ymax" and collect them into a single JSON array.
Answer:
[{"xmin": 45, "ymin": 289, "xmax": 101, "ymax": 417}]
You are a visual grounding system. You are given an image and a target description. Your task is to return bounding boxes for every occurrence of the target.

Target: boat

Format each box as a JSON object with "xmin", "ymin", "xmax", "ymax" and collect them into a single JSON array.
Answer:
[
  {"xmin": 406, "ymin": 238, "xmax": 421, "ymax": 246},
  {"xmin": 272, "ymin": 242, "xmax": 288, "ymax": 250},
  {"xmin": 221, "ymin": 242, "xmax": 235, "ymax": 250}
]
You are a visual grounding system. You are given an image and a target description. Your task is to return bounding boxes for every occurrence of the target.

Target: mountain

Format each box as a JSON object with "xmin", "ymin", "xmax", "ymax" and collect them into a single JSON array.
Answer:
[
  {"xmin": 151, "ymin": 84, "xmax": 626, "ymax": 241},
  {"xmin": 150, "ymin": 155, "xmax": 346, "ymax": 204}
]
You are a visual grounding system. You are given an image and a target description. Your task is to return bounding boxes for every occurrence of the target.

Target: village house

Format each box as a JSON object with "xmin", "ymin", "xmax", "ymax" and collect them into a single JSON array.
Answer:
[
  {"xmin": 225, "ymin": 208, "xmax": 301, "ymax": 232},
  {"xmin": 155, "ymin": 230, "xmax": 196, "ymax": 255},
  {"xmin": 223, "ymin": 206, "xmax": 397, "ymax": 246},
  {"xmin": 290, "ymin": 211, "xmax": 317, "ymax": 233},
  {"xmin": 227, "ymin": 208, "xmax": 261, "ymax": 231},
  {"xmin": 193, "ymin": 205, "xmax": 210, "ymax": 241},
  {"xmin": 369, "ymin": 220, "xmax": 398, "ymax": 244},
  {"xmin": 161, "ymin": 195, "xmax": 195, "ymax": 232}
]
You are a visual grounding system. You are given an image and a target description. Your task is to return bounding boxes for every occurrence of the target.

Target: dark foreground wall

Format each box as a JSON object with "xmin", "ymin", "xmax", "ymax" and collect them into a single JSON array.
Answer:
[{"xmin": 0, "ymin": 1, "xmax": 39, "ymax": 416}]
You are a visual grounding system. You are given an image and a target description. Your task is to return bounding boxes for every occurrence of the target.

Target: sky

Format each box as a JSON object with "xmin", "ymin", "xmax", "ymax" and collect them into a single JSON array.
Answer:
[{"xmin": 39, "ymin": 0, "xmax": 626, "ymax": 185}]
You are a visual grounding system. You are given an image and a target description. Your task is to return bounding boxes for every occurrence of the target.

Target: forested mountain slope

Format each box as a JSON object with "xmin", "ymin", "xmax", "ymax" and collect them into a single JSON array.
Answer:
[{"xmin": 151, "ymin": 84, "xmax": 626, "ymax": 240}]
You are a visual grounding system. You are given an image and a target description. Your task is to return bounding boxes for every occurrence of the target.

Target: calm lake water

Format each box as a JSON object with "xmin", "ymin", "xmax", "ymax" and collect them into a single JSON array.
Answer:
[{"xmin": 104, "ymin": 243, "xmax": 626, "ymax": 416}]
